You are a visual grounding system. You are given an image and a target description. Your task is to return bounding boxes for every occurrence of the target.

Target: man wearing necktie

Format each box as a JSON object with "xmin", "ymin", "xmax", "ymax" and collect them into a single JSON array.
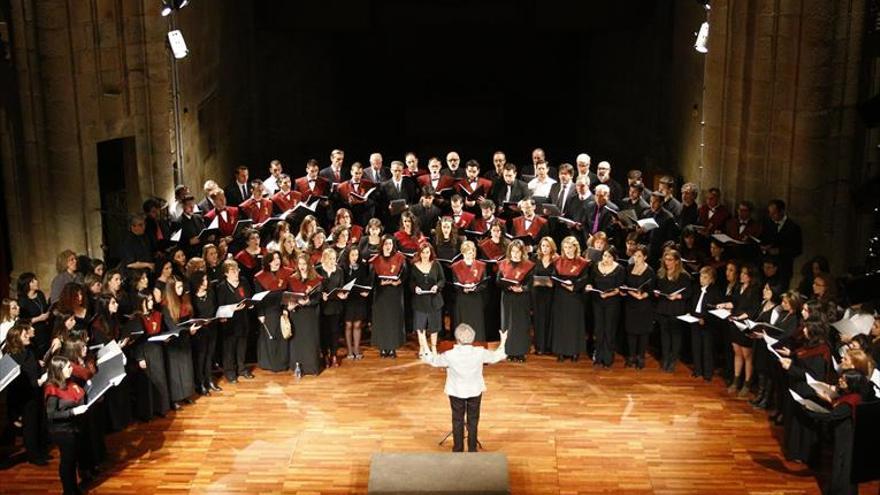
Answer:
[
  {"xmin": 760, "ymin": 199, "xmax": 802, "ymax": 289},
  {"xmin": 226, "ymin": 165, "xmax": 251, "ymax": 208}
]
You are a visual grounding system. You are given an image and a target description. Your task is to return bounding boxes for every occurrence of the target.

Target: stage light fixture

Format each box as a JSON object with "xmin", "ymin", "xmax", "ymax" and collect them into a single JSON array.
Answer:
[
  {"xmin": 167, "ymin": 29, "xmax": 188, "ymax": 59},
  {"xmin": 160, "ymin": 0, "xmax": 190, "ymax": 16},
  {"xmin": 694, "ymin": 22, "xmax": 709, "ymax": 53}
]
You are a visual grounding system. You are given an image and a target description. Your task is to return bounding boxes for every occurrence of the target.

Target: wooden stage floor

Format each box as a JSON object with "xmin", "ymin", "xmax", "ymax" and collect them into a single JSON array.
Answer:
[{"xmin": 3, "ymin": 341, "xmax": 877, "ymax": 494}]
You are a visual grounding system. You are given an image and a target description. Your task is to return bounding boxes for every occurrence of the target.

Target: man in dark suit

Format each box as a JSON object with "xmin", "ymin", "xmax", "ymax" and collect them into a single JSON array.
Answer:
[
  {"xmin": 761, "ymin": 199, "xmax": 802, "ymax": 289},
  {"xmin": 365, "ymin": 152, "xmax": 390, "ymax": 184},
  {"xmin": 443, "ymin": 151, "xmax": 467, "ymax": 179},
  {"xmin": 482, "ymin": 150, "xmax": 507, "ymax": 183},
  {"xmin": 490, "ymin": 163, "xmax": 530, "ymax": 218},
  {"xmin": 178, "ymin": 196, "xmax": 209, "ymax": 258},
  {"xmin": 319, "ymin": 148, "xmax": 349, "ymax": 185},
  {"xmin": 546, "ymin": 163, "xmax": 579, "ymax": 240},
  {"xmin": 409, "ymin": 186, "xmax": 442, "ymax": 235},
  {"xmin": 619, "ymin": 181, "xmax": 650, "ymax": 218},
  {"xmin": 379, "ymin": 160, "xmax": 417, "ymax": 228},
  {"xmin": 640, "ymin": 192, "xmax": 679, "ymax": 265},
  {"xmin": 567, "ymin": 175, "xmax": 593, "ymax": 224},
  {"xmin": 581, "ymin": 184, "xmax": 619, "ymax": 246},
  {"xmin": 594, "ymin": 161, "xmax": 624, "ymax": 204},
  {"xmin": 697, "ymin": 187, "xmax": 730, "ymax": 235},
  {"xmin": 576, "ymin": 153, "xmax": 599, "ymax": 189},
  {"xmin": 197, "ymin": 179, "xmax": 218, "ymax": 215},
  {"xmin": 225, "ymin": 165, "xmax": 251, "ymax": 208}
]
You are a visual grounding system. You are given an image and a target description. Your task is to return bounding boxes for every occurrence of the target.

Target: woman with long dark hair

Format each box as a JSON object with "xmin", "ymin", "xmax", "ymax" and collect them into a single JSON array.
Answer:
[
  {"xmin": 16, "ymin": 272, "xmax": 52, "ymax": 357},
  {"xmin": 318, "ymin": 248, "xmax": 348, "ymax": 368},
  {"xmin": 253, "ymin": 252, "xmax": 292, "ymax": 373},
  {"xmin": 340, "ymin": 247, "xmax": 371, "ymax": 359},
  {"xmin": 4, "ymin": 323, "xmax": 49, "ymax": 465},
  {"xmin": 622, "ymin": 245, "xmax": 655, "ymax": 369},
  {"xmin": 89, "ymin": 294, "xmax": 132, "ymax": 431},
  {"xmin": 411, "ymin": 242, "xmax": 445, "ymax": 356},
  {"xmin": 190, "ymin": 271, "xmax": 221, "ymax": 394},
  {"xmin": 588, "ymin": 246, "xmax": 625, "ymax": 368},
  {"xmin": 370, "ymin": 235, "xmax": 407, "ymax": 358},
  {"xmin": 286, "ymin": 253, "xmax": 323, "ymax": 374},
  {"xmin": 160, "ymin": 276, "xmax": 198, "ymax": 409},
  {"xmin": 44, "ymin": 355, "xmax": 90, "ymax": 495},
  {"xmin": 125, "ymin": 294, "xmax": 170, "ymax": 419}
]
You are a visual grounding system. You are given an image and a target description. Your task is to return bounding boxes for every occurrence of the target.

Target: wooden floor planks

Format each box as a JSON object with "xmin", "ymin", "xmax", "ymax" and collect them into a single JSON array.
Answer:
[{"xmin": 2, "ymin": 339, "xmax": 878, "ymax": 494}]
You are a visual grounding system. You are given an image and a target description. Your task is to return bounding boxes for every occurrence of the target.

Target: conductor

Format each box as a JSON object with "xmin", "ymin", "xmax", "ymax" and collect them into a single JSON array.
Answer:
[{"xmin": 418, "ymin": 324, "xmax": 507, "ymax": 452}]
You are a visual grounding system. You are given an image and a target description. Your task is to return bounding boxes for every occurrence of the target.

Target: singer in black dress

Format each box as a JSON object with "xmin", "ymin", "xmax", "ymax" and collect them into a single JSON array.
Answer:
[
  {"xmin": 370, "ymin": 236, "xmax": 408, "ymax": 357},
  {"xmin": 286, "ymin": 253, "xmax": 324, "ymax": 375},
  {"xmin": 340, "ymin": 247, "xmax": 372, "ymax": 359},
  {"xmin": 497, "ymin": 240, "xmax": 534, "ymax": 361},
  {"xmin": 215, "ymin": 260, "xmax": 252, "ymax": 383},
  {"xmin": 588, "ymin": 247, "xmax": 625, "ymax": 368},
  {"xmin": 318, "ymin": 248, "xmax": 348, "ymax": 368},
  {"xmin": 551, "ymin": 236, "xmax": 590, "ymax": 361},
  {"xmin": 411, "ymin": 242, "xmax": 446, "ymax": 355},
  {"xmin": 622, "ymin": 245, "xmax": 655, "ymax": 369},
  {"xmin": 654, "ymin": 249, "xmax": 692, "ymax": 372},
  {"xmin": 253, "ymin": 252, "xmax": 292, "ymax": 372},
  {"xmin": 450, "ymin": 241, "xmax": 489, "ymax": 342},
  {"xmin": 531, "ymin": 237, "xmax": 557, "ymax": 355}
]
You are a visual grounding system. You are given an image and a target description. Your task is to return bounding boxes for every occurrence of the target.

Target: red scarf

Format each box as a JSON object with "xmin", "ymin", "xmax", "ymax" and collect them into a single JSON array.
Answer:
[
  {"xmin": 499, "ymin": 259, "xmax": 535, "ymax": 284},
  {"xmin": 44, "ymin": 379, "xmax": 85, "ymax": 402},
  {"xmin": 554, "ymin": 256, "xmax": 589, "ymax": 278},
  {"xmin": 371, "ymin": 252, "xmax": 406, "ymax": 277},
  {"xmin": 451, "ymin": 260, "xmax": 487, "ymax": 284}
]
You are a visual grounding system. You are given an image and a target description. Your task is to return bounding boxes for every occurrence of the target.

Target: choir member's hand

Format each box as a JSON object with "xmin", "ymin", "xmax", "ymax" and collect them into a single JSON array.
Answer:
[
  {"xmin": 220, "ymin": 318, "xmax": 228, "ymax": 323},
  {"xmin": 189, "ymin": 236, "xmax": 200, "ymax": 245},
  {"xmin": 431, "ymin": 285, "xmax": 438, "ymax": 294},
  {"xmin": 778, "ymin": 346, "xmax": 791, "ymax": 356},
  {"xmin": 779, "ymin": 357, "xmax": 792, "ymax": 370},
  {"xmin": 34, "ymin": 311, "xmax": 50, "ymax": 323},
  {"xmin": 392, "ymin": 279, "xmax": 402, "ymax": 286},
  {"xmin": 338, "ymin": 291, "xmax": 349, "ymax": 300},
  {"xmin": 235, "ymin": 302, "xmax": 247, "ymax": 311},
  {"xmin": 670, "ymin": 293, "xmax": 683, "ymax": 300},
  {"xmin": 120, "ymin": 337, "xmax": 130, "ymax": 348},
  {"xmin": 699, "ymin": 318, "xmax": 705, "ymax": 326},
  {"xmin": 511, "ymin": 285, "xmax": 523, "ymax": 293},
  {"xmin": 139, "ymin": 359, "xmax": 147, "ymax": 369},
  {"xmin": 298, "ymin": 298, "xmax": 309, "ymax": 306},
  {"xmin": 72, "ymin": 405, "xmax": 89, "ymax": 416},
  {"xmin": 816, "ymin": 387, "xmax": 834, "ymax": 403},
  {"xmin": 585, "ymin": 284, "xmax": 594, "ymax": 292},
  {"xmin": 322, "ymin": 292, "xmax": 329, "ymax": 301},
  {"xmin": 190, "ymin": 324, "xmax": 201, "ymax": 334},
  {"xmin": 360, "ymin": 291, "xmax": 370, "ymax": 297}
]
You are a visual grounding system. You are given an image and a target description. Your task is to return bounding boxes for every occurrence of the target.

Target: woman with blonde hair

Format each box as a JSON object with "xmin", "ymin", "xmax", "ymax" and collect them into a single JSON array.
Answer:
[
  {"xmin": 551, "ymin": 236, "xmax": 590, "ymax": 362},
  {"xmin": 450, "ymin": 240, "xmax": 489, "ymax": 342},
  {"xmin": 50, "ymin": 249, "xmax": 81, "ymax": 303},
  {"xmin": 655, "ymin": 249, "xmax": 692, "ymax": 372},
  {"xmin": 286, "ymin": 253, "xmax": 324, "ymax": 374},
  {"xmin": 497, "ymin": 240, "xmax": 534, "ymax": 361},
  {"xmin": 532, "ymin": 236, "xmax": 557, "ymax": 355}
]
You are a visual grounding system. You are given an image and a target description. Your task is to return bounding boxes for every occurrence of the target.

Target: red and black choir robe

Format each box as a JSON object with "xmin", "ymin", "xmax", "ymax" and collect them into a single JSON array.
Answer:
[
  {"xmin": 294, "ymin": 175, "xmax": 331, "ymax": 203},
  {"xmin": 272, "ymin": 189, "xmax": 302, "ymax": 213},
  {"xmin": 470, "ymin": 216, "xmax": 506, "ymax": 234},
  {"xmin": 450, "ymin": 210, "xmax": 475, "ymax": 230},
  {"xmin": 335, "ymin": 179, "xmax": 376, "ymax": 206},
  {"xmin": 456, "ymin": 177, "xmax": 493, "ymax": 201},
  {"xmin": 394, "ymin": 230, "xmax": 424, "ymax": 255},
  {"xmin": 239, "ymin": 197, "xmax": 273, "ymax": 225},
  {"xmin": 510, "ymin": 214, "xmax": 548, "ymax": 243},
  {"xmin": 450, "ymin": 259, "xmax": 489, "ymax": 341},
  {"xmin": 204, "ymin": 206, "xmax": 240, "ymax": 238}
]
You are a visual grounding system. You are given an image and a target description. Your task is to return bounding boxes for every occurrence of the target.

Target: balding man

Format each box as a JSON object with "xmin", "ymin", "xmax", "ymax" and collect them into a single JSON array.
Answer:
[
  {"xmin": 443, "ymin": 151, "xmax": 466, "ymax": 179},
  {"xmin": 521, "ymin": 147, "xmax": 558, "ymax": 180},
  {"xmin": 263, "ymin": 159, "xmax": 284, "ymax": 195},
  {"xmin": 595, "ymin": 161, "xmax": 623, "ymax": 203},
  {"xmin": 198, "ymin": 179, "xmax": 219, "ymax": 214}
]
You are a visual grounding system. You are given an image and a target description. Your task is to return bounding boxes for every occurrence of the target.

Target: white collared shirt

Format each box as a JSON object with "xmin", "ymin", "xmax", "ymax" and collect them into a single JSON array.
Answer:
[
  {"xmin": 528, "ymin": 176, "xmax": 557, "ymax": 197},
  {"xmin": 421, "ymin": 344, "xmax": 506, "ymax": 398}
]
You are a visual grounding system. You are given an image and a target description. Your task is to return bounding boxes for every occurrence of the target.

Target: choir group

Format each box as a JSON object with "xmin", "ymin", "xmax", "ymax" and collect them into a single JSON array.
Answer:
[{"xmin": 2, "ymin": 148, "xmax": 879, "ymax": 494}]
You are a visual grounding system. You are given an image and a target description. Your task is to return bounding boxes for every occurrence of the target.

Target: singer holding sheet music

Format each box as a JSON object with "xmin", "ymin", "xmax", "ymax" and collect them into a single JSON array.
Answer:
[
  {"xmin": 655, "ymin": 250, "xmax": 692, "ymax": 372},
  {"xmin": 254, "ymin": 252, "xmax": 292, "ymax": 373},
  {"xmin": 286, "ymin": 253, "xmax": 324, "ymax": 375},
  {"xmin": 318, "ymin": 248, "xmax": 348, "ymax": 368},
  {"xmin": 371, "ymin": 236, "xmax": 408, "ymax": 358},
  {"xmin": 622, "ymin": 245, "xmax": 655, "ymax": 369},
  {"xmin": 551, "ymin": 236, "xmax": 590, "ymax": 362},
  {"xmin": 411, "ymin": 243, "xmax": 446, "ymax": 356},
  {"xmin": 5, "ymin": 323, "xmax": 50, "ymax": 465},
  {"xmin": 451, "ymin": 241, "xmax": 489, "ymax": 342},
  {"xmin": 340, "ymin": 247, "xmax": 371, "ymax": 359},
  {"xmin": 588, "ymin": 246, "xmax": 624, "ymax": 368},
  {"xmin": 418, "ymin": 324, "xmax": 507, "ymax": 453},
  {"xmin": 216, "ymin": 260, "xmax": 252, "ymax": 383},
  {"xmin": 160, "ymin": 277, "xmax": 199, "ymax": 409},
  {"xmin": 44, "ymin": 355, "xmax": 90, "ymax": 495},
  {"xmin": 497, "ymin": 241, "xmax": 534, "ymax": 362}
]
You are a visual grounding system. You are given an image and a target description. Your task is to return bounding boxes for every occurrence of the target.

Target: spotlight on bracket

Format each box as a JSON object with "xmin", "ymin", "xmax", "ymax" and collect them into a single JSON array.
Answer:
[
  {"xmin": 167, "ymin": 29, "xmax": 188, "ymax": 59},
  {"xmin": 160, "ymin": 0, "xmax": 190, "ymax": 17},
  {"xmin": 694, "ymin": 22, "xmax": 709, "ymax": 53}
]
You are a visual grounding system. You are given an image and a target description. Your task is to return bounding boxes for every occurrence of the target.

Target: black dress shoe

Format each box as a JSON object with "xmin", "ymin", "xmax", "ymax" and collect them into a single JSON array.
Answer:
[
  {"xmin": 380, "ymin": 350, "xmax": 387, "ymax": 358},
  {"xmin": 197, "ymin": 384, "xmax": 208, "ymax": 396},
  {"xmin": 171, "ymin": 402, "xmax": 182, "ymax": 411},
  {"xmin": 557, "ymin": 355, "xmax": 565, "ymax": 362},
  {"xmin": 183, "ymin": 398, "xmax": 195, "ymax": 405},
  {"xmin": 208, "ymin": 381, "xmax": 222, "ymax": 392},
  {"xmin": 390, "ymin": 350, "xmax": 397, "ymax": 358},
  {"xmin": 241, "ymin": 371, "xmax": 255, "ymax": 379},
  {"xmin": 227, "ymin": 377, "xmax": 238, "ymax": 384}
]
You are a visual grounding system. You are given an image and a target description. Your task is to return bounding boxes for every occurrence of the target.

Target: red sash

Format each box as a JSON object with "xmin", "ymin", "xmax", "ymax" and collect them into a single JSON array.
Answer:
[
  {"xmin": 451, "ymin": 260, "xmax": 487, "ymax": 284},
  {"xmin": 499, "ymin": 259, "xmax": 535, "ymax": 283}
]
